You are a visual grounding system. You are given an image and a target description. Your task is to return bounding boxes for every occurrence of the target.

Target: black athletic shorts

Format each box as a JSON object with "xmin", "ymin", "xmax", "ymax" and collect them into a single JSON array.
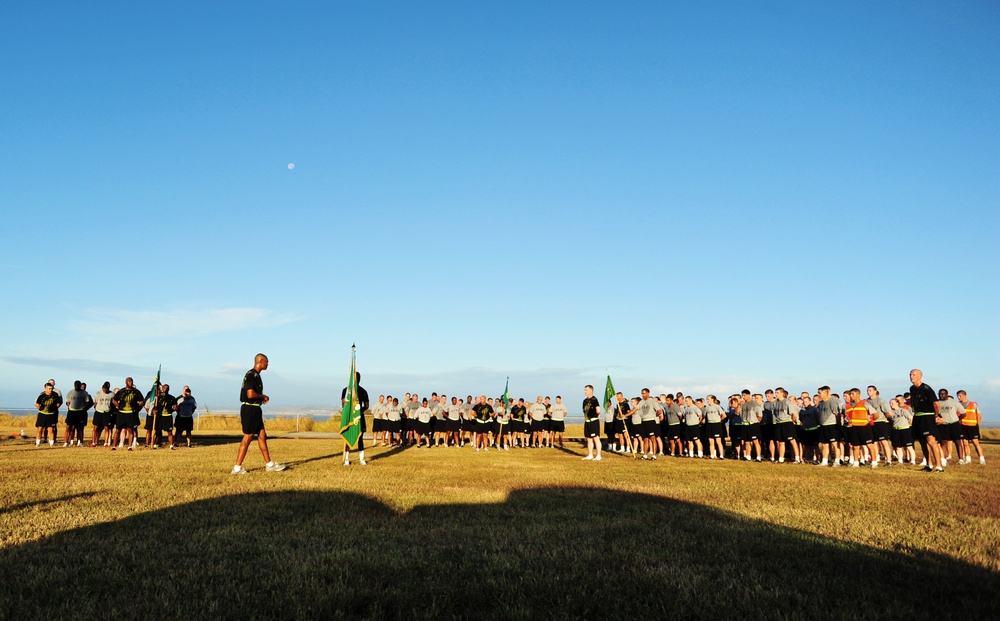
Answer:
[
  {"xmin": 584, "ymin": 420, "xmax": 600, "ymax": 438},
  {"xmin": 684, "ymin": 425, "xmax": 701, "ymax": 441},
  {"xmin": 936, "ymin": 422, "xmax": 962, "ymax": 444},
  {"xmin": 643, "ymin": 420, "xmax": 659, "ymax": 438},
  {"xmin": 760, "ymin": 423, "xmax": 773, "ymax": 443},
  {"xmin": 115, "ymin": 411, "xmax": 135, "ymax": 429},
  {"xmin": 742, "ymin": 423, "xmax": 760, "ymax": 442},
  {"xmin": 550, "ymin": 420, "xmax": 565, "ymax": 433},
  {"xmin": 175, "ymin": 416, "xmax": 194, "ymax": 433},
  {"xmin": 35, "ymin": 412, "xmax": 58, "ymax": 428},
  {"xmin": 240, "ymin": 404, "xmax": 265, "ymax": 435},
  {"xmin": 848, "ymin": 425, "xmax": 873, "ymax": 447},
  {"xmin": 819, "ymin": 424, "xmax": 839, "ymax": 444},
  {"xmin": 912, "ymin": 414, "xmax": 937, "ymax": 438},
  {"xmin": 92, "ymin": 411, "xmax": 112, "ymax": 429},
  {"xmin": 775, "ymin": 421, "xmax": 797, "ymax": 442},
  {"xmin": 729, "ymin": 423, "xmax": 741, "ymax": 442},
  {"xmin": 154, "ymin": 415, "xmax": 173, "ymax": 432},
  {"xmin": 385, "ymin": 420, "xmax": 401, "ymax": 434},
  {"xmin": 667, "ymin": 424, "xmax": 681, "ymax": 440},
  {"xmin": 530, "ymin": 420, "xmax": 546, "ymax": 433},
  {"xmin": 66, "ymin": 410, "xmax": 87, "ymax": 427},
  {"xmin": 961, "ymin": 424, "xmax": 980, "ymax": 441},
  {"xmin": 800, "ymin": 427, "xmax": 819, "ymax": 446},
  {"xmin": 704, "ymin": 421, "xmax": 724, "ymax": 439},
  {"xmin": 890, "ymin": 427, "xmax": 913, "ymax": 448},
  {"xmin": 872, "ymin": 421, "xmax": 890, "ymax": 442}
]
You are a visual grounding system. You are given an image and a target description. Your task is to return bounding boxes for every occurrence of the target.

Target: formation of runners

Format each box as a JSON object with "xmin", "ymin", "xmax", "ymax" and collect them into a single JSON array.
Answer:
[
  {"xmin": 32, "ymin": 377, "xmax": 199, "ymax": 450},
  {"xmin": 366, "ymin": 369, "xmax": 987, "ymax": 471},
  {"xmin": 29, "ymin": 364, "xmax": 988, "ymax": 474}
]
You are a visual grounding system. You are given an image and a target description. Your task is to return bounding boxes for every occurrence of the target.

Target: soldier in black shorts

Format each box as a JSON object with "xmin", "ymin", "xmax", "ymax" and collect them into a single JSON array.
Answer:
[
  {"xmin": 232, "ymin": 354, "xmax": 285, "ymax": 475},
  {"xmin": 582, "ymin": 385, "xmax": 602, "ymax": 461},
  {"xmin": 909, "ymin": 369, "xmax": 943, "ymax": 473}
]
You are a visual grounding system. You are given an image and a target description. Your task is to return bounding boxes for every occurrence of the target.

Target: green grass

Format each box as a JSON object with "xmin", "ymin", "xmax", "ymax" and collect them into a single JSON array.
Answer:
[{"xmin": 1, "ymin": 431, "xmax": 998, "ymax": 620}]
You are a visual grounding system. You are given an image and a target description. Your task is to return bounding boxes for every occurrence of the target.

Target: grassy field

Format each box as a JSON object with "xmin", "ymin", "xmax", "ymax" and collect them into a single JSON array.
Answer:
[{"xmin": 1, "ymin": 424, "xmax": 998, "ymax": 620}]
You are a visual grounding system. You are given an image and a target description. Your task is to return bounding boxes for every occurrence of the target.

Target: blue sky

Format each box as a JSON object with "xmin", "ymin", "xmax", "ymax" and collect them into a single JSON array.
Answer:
[{"xmin": 2, "ymin": 1, "xmax": 998, "ymax": 418}]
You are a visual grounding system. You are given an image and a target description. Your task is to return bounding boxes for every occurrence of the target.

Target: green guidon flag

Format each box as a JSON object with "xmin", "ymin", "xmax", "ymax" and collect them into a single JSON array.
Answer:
[
  {"xmin": 147, "ymin": 365, "xmax": 162, "ymax": 416},
  {"xmin": 340, "ymin": 345, "xmax": 362, "ymax": 450},
  {"xmin": 501, "ymin": 377, "xmax": 510, "ymax": 412},
  {"xmin": 603, "ymin": 373, "xmax": 615, "ymax": 412}
]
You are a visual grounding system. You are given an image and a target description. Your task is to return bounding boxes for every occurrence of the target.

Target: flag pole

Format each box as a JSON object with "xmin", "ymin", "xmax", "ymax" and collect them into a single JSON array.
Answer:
[
  {"xmin": 606, "ymin": 366, "xmax": 635, "ymax": 459},
  {"xmin": 496, "ymin": 376, "xmax": 508, "ymax": 448},
  {"xmin": 150, "ymin": 365, "xmax": 161, "ymax": 448}
]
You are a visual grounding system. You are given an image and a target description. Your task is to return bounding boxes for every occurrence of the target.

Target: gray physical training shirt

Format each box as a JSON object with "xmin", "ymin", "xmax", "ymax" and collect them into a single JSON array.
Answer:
[
  {"xmin": 683, "ymin": 405, "xmax": 702, "ymax": 426},
  {"xmin": 446, "ymin": 405, "xmax": 463, "ymax": 421},
  {"xmin": 549, "ymin": 403, "xmax": 568, "ymax": 421},
  {"xmin": 891, "ymin": 406, "xmax": 913, "ymax": 429},
  {"xmin": 772, "ymin": 399, "xmax": 793, "ymax": 423},
  {"xmin": 666, "ymin": 404, "xmax": 682, "ymax": 425},
  {"xmin": 528, "ymin": 403, "xmax": 547, "ymax": 421},
  {"xmin": 739, "ymin": 401, "xmax": 762, "ymax": 424},
  {"xmin": 866, "ymin": 396, "xmax": 891, "ymax": 423},
  {"xmin": 66, "ymin": 389, "xmax": 89, "ymax": 410},
  {"xmin": 636, "ymin": 398, "xmax": 661, "ymax": 422},
  {"xmin": 415, "ymin": 406, "xmax": 433, "ymax": 424},
  {"xmin": 386, "ymin": 404, "xmax": 403, "ymax": 422},
  {"xmin": 938, "ymin": 398, "xmax": 962, "ymax": 424},
  {"xmin": 703, "ymin": 403, "xmax": 725, "ymax": 423},
  {"xmin": 816, "ymin": 399, "xmax": 839, "ymax": 426},
  {"xmin": 93, "ymin": 391, "xmax": 114, "ymax": 412}
]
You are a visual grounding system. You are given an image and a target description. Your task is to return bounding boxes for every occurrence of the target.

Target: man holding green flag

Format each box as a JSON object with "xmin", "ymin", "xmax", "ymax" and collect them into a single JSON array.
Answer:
[{"xmin": 341, "ymin": 345, "xmax": 370, "ymax": 466}]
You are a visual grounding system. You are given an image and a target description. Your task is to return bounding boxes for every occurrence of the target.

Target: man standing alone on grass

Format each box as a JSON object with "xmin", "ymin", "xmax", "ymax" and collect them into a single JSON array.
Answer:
[
  {"xmin": 582, "ymin": 385, "xmax": 602, "ymax": 461},
  {"xmin": 35, "ymin": 382, "xmax": 62, "ymax": 446},
  {"xmin": 909, "ymin": 369, "xmax": 943, "ymax": 473},
  {"xmin": 232, "ymin": 354, "xmax": 285, "ymax": 475},
  {"xmin": 549, "ymin": 396, "xmax": 568, "ymax": 448}
]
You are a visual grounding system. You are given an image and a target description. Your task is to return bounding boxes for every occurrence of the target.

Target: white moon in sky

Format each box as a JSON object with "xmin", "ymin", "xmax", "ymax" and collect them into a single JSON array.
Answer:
[{"xmin": 288, "ymin": 163, "xmax": 295, "ymax": 170}]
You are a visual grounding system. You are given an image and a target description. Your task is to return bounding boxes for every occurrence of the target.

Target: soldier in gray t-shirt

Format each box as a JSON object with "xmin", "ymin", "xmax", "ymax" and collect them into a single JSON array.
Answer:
[
  {"xmin": 936, "ymin": 389, "xmax": 964, "ymax": 463},
  {"xmin": 549, "ymin": 397, "xmax": 569, "ymax": 448}
]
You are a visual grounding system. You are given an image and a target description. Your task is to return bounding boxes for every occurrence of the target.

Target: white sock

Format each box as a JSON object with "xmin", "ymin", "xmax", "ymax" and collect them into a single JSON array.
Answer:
[
  {"xmin": 232, "ymin": 465, "xmax": 242, "ymax": 472},
  {"xmin": 359, "ymin": 451, "xmax": 365, "ymax": 461},
  {"xmin": 266, "ymin": 461, "xmax": 274, "ymax": 468}
]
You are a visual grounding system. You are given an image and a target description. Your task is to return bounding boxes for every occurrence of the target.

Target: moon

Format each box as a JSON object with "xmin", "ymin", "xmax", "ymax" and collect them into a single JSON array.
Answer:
[{"xmin": 287, "ymin": 163, "xmax": 295, "ymax": 170}]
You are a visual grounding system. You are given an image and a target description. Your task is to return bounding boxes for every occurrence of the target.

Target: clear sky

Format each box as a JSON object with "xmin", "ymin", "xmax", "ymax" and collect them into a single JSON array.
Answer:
[{"xmin": 2, "ymin": 1, "xmax": 998, "ymax": 419}]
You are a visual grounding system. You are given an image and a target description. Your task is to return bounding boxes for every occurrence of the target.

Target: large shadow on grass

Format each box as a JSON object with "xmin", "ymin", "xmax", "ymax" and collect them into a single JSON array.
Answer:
[{"xmin": 0, "ymin": 488, "xmax": 996, "ymax": 620}]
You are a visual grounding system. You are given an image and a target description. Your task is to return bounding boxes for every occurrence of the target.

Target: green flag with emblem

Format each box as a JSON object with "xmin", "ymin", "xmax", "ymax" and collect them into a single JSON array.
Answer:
[
  {"xmin": 501, "ymin": 377, "xmax": 510, "ymax": 412},
  {"xmin": 603, "ymin": 373, "xmax": 615, "ymax": 411},
  {"xmin": 340, "ymin": 345, "xmax": 362, "ymax": 450}
]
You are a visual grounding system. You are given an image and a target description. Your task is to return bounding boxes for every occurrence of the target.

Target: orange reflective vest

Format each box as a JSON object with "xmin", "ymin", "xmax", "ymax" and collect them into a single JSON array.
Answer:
[
  {"xmin": 848, "ymin": 401, "xmax": 870, "ymax": 427},
  {"xmin": 961, "ymin": 403, "xmax": 979, "ymax": 427}
]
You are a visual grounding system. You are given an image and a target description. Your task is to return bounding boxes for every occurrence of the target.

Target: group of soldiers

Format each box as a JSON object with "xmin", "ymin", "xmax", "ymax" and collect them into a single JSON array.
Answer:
[
  {"xmin": 368, "ymin": 392, "xmax": 572, "ymax": 451},
  {"xmin": 365, "ymin": 370, "xmax": 987, "ymax": 471},
  {"xmin": 33, "ymin": 377, "xmax": 198, "ymax": 450},
  {"xmin": 30, "ymin": 367, "xmax": 988, "ymax": 475}
]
